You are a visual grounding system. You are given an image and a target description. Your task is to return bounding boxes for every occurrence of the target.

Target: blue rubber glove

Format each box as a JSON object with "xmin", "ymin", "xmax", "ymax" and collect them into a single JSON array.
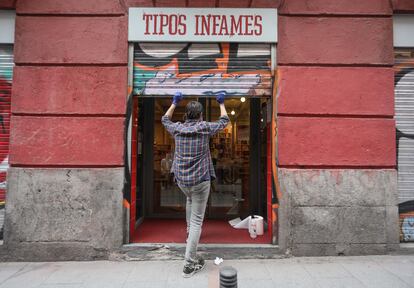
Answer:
[
  {"xmin": 172, "ymin": 91, "xmax": 183, "ymax": 105},
  {"xmin": 216, "ymin": 92, "xmax": 226, "ymax": 104}
]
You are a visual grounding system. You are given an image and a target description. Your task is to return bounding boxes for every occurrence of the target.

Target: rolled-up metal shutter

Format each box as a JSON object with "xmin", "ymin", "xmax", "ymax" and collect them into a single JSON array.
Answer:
[
  {"xmin": 133, "ymin": 43, "xmax": 272, "ymax": 97},
  {"xmin": 395, "ymin": 48, "xmax": 414, "ymax": 242}
]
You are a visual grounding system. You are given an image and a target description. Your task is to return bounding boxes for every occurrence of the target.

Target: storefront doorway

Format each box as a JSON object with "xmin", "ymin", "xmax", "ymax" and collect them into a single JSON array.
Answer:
[
  {"xmin": 128, "ymin": 41, "xmax": 275, "ymax": 244},
  {"xmin": 132, "ymin": 96, "xmax": 271, "ymax": 243}
]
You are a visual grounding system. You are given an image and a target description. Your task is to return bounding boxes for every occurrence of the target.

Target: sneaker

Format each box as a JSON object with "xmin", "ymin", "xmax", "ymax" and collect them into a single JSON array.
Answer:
[{"xmin": 182, "ymin": 256, "xmax": 206, "ymax": 278}]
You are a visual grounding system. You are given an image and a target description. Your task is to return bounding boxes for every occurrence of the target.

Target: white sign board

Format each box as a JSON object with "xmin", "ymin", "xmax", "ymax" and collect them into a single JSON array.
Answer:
[
  {"xmin": 129, "ymin": 8, "xmax": 277, "ymax": 43},
  {"xmin": 394, "ymin": 15, "xmax": 414, "ymax": 47},
  {"xmin": 0, "ymin": 10, "xmax": 15, "ymax": 44}
]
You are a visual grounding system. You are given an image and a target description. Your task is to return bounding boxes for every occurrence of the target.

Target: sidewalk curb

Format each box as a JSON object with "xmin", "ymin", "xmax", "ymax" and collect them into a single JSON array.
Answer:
[
  {"xmin": 1, "ymin": 243, "xmax": 412, "ymax": 262},
  {"xmin": 109, "ymin": 244, "xmax": 286, "ymax": 261}
]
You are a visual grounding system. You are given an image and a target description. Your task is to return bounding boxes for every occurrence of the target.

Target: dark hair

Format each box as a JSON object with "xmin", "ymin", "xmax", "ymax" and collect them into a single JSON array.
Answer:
[{"xmin": 185, "ymin": 101, "xmax": 203, "ymax": 120}]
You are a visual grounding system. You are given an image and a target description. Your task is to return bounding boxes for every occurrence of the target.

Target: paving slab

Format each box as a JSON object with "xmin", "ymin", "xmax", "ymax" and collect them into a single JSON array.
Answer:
[
  {"xmin": 0, "ymin": 262, "xmax": 27, "ymax": 283},
  {"xmin": 224, "ymin": 260, "xmax": 272, "ymax": 280},
  {"xmin": 315, "ymin": 277, "xmax": 366, "ymax": 288},
  {"xmin": 0, "ymin": 263, "xmax": 60, "ymax": 288},
  {"xmin": 0, "ymin": 256, "xmax": 413, "ymax": 288},
  {"xmin": 339, "ymin": 260, "xmax": 412, "ymax": 288}
]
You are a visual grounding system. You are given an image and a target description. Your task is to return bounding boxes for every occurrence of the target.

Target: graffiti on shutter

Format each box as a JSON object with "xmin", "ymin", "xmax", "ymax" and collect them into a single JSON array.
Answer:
[
  {"xmin": 133, "ymin": 43, "xmax": 272, "ymax": 97},
  {"xmin": 0, "ymin": 45, "xmax": 12, "ymax": 204},
  {"xmin": 395, "ymin": 48, "xmax": 414, "ymax": 242}
]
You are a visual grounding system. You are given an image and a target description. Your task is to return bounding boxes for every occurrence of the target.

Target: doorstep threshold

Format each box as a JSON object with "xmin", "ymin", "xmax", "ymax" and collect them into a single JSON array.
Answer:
[
  {"xmin": 124, "ymin": 243, "xmax": 276, "ymax": 248},
  {"xmin": 112, "ymin": 242, "xmax": 283, "ymax": 261}
]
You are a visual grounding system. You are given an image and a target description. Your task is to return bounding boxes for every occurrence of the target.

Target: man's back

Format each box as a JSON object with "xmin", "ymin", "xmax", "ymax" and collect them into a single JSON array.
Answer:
[{"xmin": 161, "ymin": 115, "xmax": 229, "ymax": 186}]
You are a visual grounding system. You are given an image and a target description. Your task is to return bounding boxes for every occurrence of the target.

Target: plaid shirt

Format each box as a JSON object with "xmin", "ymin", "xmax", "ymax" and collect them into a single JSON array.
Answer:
[{"xmin": 161, "ymin": 115, "xmax": 230, "ymax": 187}]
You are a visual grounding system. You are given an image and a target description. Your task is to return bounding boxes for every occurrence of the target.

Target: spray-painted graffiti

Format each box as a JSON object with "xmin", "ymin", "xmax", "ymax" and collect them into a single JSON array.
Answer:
[
  {"xmin": 0, "ymin": 78, "xmax": 11, "ymax": 201},
  {"xmin": 133, "ymin": 42, "xmax": 272, "ymax": 96},
  {"xmin": 395, "ymin": 48, "xmax": 414, "ymax": 242},
  {"xmin": 0, "ymin": 45, "xmax": 13, "ymax": 240},
  {"xmin": 402, "ymin": 217, "xmax": 414, "ymax": 241},
  {"xmin": 400, "ymin": 201, "xmax": 414, "ymax": 241},
  {"xmin": 0, "ymin": 45, "xmax": 13, "ymax": 204}
]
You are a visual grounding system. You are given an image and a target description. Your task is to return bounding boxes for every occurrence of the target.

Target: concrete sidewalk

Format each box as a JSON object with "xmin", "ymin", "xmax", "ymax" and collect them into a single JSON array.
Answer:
[{"xmin": 0, "ymin": 255, "xmax": 413, "ymax": 288}]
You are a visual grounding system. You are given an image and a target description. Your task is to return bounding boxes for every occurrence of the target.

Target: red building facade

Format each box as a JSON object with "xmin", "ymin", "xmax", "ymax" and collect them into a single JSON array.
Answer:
[{"xmin": 0, "ymin": 0, "xmax": 413, "ymax": 260}]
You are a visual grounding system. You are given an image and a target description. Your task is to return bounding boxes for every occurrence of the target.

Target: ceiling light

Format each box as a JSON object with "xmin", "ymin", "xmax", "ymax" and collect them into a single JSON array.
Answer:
[
  {"xmin": 231, "ymin": 110, "xmax": 236, "ymax": 115},
  {"xmin": 240, "ymin": 97, "xmax": 246, "ymax": 103}
]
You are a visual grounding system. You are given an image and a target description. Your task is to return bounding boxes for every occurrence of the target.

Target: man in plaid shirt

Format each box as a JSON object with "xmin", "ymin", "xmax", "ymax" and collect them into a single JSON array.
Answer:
[{"xmin": 162, "ymin": 92, "xmax": 229, "ymax": 278}]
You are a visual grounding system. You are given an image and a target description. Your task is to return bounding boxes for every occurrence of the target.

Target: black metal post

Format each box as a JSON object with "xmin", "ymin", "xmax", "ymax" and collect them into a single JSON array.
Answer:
[{"xmin": 220, "ymin": 266, "xmax": 237, "ymax": 288}]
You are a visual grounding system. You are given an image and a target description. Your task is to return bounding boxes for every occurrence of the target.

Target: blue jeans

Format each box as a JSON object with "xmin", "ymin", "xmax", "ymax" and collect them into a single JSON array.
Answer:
[{"xmin": 178, "ymin": 181, "xmax": 210, "ymax": 264}]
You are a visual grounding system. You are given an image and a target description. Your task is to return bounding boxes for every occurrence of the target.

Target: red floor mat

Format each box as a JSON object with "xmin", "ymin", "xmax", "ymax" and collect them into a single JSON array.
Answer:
[{"xmin": 132, "ymin": 219, "xmax": 271, "ymax": 244}]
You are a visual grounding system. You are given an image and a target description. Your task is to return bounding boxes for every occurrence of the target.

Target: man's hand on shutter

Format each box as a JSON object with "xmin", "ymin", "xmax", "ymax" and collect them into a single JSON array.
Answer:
[
  {"xmin": 172, "ymin": 91, "xmax": 183, "ymax": 105},
  {"xmin": 216, "ymin": 92, "xmax": 226, "ymax": 104}
]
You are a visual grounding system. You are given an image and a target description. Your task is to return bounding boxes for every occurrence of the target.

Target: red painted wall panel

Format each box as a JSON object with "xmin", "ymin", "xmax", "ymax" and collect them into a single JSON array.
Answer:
[
  {"xmin": 219, "ymin": 0, "xmax": 250, "ymax": 8},
  {"xmin": 0, "ymin": 0, "xmax": 16, "ymax": 9},
  {"xmin": 155, "ymin": 0, "xmax": 186, "ymax": 7},
  {"xmin": 12, "ymin": 66, "xmax": 127, "ymax": 115},
  {"xmin": 126, "ymin": 0, "xmax": 154, "ymax": 7},
  {"xmin": 14, "ymin": 16, "xmax": 127, "ymax": 64},
  {"xmin": 392, "ymin": 0, "xmax": 414, "ymax": 12},
  {"xmin": 251, "ymin": 0, "xmax": 281, "ymax": 8},
  {"xmin": 277, "ymin": 67, "xmax": 394, "ymax": 116},
  {"xmin": 278, "ymin": 117, "xmax": 396, "ymax": 167},
  {"xmin": 277, "ymin": 17, "xmax": 393, "ymax": 65},
  {"xmin": 279, "ymin": 0, "xmax": 392, "ymax": 15},
  {"xmin": 10, "ymin": 117, "xmax": 124, "ymax": 166},
  {"xmin": 188, "ymin": 0, "xmax": 216, "ymax": 7},
  {"xmin": 16, "ymin": 0, "xmax": 125, "ymax": 15}
]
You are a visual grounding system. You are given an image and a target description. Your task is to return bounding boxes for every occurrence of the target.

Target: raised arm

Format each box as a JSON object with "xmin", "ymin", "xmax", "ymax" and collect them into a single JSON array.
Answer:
[
  {"xmin": 165, "ymin": 103, "xmax": 176, "ymax": 118},
  {"xmin": 208, "ymin": 92, "xmax": 230, "ymax": 136},
  {"xmin": 161, "ymin": 92, "xmax": 183, "ymax": 135},
  {"xmin": 164, "ymin": 91, "xmax": 183, "ymax": 118},
  {"xmin": 218, "ymin": 93, "xmax": 228, "ymax": 118}
]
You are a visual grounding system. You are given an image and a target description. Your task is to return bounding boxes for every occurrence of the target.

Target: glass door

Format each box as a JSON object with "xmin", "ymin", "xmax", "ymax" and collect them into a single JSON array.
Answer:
[
  {"xmin": 207, "ymin": 97, "xmax": 250, "ymax": 219},
  {"xmin": 206, "ymin": 97, "xmax": 269, "ymax": 220}
]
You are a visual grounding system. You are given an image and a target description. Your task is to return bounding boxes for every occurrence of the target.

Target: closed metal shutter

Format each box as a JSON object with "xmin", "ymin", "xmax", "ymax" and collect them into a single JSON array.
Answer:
[
  {"xmin": 395, "ymin": 48, "xmax": 414, "ymax": 242},
  {"xmin": 133, "ymin": 43, "xmax": 272, "ymax": 97},
  {"xmin": 0, "ymin": 45, "xmax": 13, "ymax": 203},
  {"xmin": 0, "ymin": 45, "xmax": 13, "ymax": 204}
]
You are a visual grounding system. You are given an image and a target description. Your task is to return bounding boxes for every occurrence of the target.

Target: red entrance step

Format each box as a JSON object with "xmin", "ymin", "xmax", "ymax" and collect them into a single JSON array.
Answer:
[{"xmin": 132, "ymin": 218, "xmax": 271, "ymax": 244}]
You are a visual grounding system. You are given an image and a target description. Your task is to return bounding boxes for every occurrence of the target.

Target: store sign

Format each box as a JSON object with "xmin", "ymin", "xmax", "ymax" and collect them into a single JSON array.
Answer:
[{"xmin": 129, "ymin": 8, "xmax": 277, "ymax": 43}]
